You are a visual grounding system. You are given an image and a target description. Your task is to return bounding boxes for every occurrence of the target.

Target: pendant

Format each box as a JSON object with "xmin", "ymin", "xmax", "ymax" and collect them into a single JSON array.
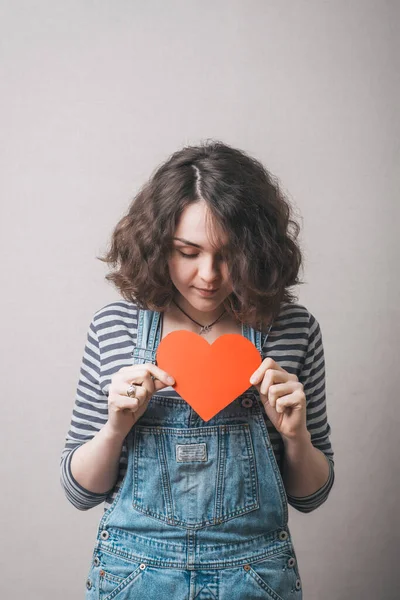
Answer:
[{"xmin": 199, "ymin": 325, "xmax": 211, "ymax": 335}]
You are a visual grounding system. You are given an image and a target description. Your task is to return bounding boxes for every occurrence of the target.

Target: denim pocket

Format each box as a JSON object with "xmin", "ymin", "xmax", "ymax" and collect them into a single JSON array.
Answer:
[
  {"xmin": 243, "ymin": 551, "xmax": 302, "ymax": 600},
  {"xmin": 97, "ymin": 551, "xmax": 144, "ymax": 600},
  {"xmin": 132, "ymin": 423, "xmax": 259, "ymax": 527}
]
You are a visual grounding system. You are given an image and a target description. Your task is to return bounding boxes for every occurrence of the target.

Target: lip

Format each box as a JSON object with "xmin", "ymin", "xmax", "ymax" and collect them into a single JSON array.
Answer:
[{"xmin": 193, "ymin": 287, "xmax": 219, "ymax": 296}]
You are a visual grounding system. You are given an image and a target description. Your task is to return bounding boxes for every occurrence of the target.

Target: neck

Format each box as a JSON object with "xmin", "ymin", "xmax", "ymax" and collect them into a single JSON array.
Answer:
[{"xmin": 170, "ymin": 294, "xmax": 227, "ymax": 325}]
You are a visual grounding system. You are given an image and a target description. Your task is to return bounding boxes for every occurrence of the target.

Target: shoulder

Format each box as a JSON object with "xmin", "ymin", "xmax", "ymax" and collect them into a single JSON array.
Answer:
[
  {"xmin": 270, "ymin": 302, "xmax": 323, "ymax": 353},
  {"xmin": 87, "ymin": 301, "xmax": 142, "ymax": 358},
  {"xmin": 91, "ymin": 300, "xmax": 140, "ymax": 328},
  {"xmin": 88, "ymin": 301, "xmax": 141, "ymax": 343},
  {"xmin": 276, "ymin": 302, "xmax": 324, "ymax": 371},
  {"xmin": 274, "ymin": 301, "xmax": 319, "ymax": 333},
  {"xmin": 262, "ymin": 302, "xmax": 322, "ymax": 376}
]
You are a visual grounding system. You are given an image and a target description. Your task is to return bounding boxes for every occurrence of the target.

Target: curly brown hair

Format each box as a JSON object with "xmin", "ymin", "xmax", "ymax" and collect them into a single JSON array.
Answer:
[{"xmin": 98, "ymin": 140, "xmax": 304, "ymax": 333}]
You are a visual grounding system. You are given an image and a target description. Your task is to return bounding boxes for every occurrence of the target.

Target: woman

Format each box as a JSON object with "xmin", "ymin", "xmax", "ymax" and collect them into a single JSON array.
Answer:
[{"xmin": 61, "ymin": 140, "xmax": 335, "ymax": 599}]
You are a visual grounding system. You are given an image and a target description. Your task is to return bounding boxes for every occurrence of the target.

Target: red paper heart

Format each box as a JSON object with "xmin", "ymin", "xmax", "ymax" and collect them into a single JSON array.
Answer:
[{"xmin": 156, "ymin": 330, "xmax": 261, "ymax": 421}]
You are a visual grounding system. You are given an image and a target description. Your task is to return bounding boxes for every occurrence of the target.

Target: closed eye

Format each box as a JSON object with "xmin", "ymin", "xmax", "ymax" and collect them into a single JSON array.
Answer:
[
  {"xmin": 178, "ymin": 251, "xmax": 198, "ymax": 259},
  {"xmin": 176, "ymin": 249, "xmax": 226, "ymax": 261}
]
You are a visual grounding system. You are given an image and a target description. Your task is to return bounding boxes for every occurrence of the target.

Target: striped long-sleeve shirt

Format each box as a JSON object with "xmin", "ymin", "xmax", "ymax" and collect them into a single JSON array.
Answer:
[{"xmin": 60, "ymin": 300, "xmax": 335, "ymax": 514}]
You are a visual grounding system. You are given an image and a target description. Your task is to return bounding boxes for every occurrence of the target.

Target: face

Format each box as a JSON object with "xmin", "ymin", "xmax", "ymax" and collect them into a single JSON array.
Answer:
[{"xmin": 167, "ymin": 201, "xmax": 233, "ymax": 318}]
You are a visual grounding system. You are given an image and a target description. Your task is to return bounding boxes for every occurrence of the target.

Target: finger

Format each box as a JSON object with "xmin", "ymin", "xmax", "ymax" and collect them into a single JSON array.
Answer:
[
  {"xmin": 120, "ymin": 382, "xmax": 148, "ymax": 404},
  {"xmin": 113, "ymin": 394, "xmax": 141, "ymax": 413},
  {"xmin": 118, "ymin": 373, "xmax": 169, "ymax": 402},
  {"xmin": 250, "ymin": 358, "xmax": 285, "ymax": 384},
  {"xmin": 275, "ymin": 392, "xmax": 304, "ymax": 414},
  {"xmin": 114, "ymin": 373, "xmax": 166, "ymax": 404},
  {"xmin": 119, "ymin": 365, "xmax": 175, "ymax": 387},
  {"xmin": 133, "ymin": 372, "xmax": 168, "ymax": 397},
  {"xmin": 139, "ymin": 377, "xmax": 154, "ymax": 402},
  {"xmin": 259, "ymin": 370, "xmax": 288, "ymax": 396},
  {"xmin": 266, "ymin": 382, "xmax": 300, "ymax": 408}
]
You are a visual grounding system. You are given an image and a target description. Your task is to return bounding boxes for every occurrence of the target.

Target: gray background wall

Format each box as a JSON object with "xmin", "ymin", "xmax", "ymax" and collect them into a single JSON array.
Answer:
[{"xmin": 1, "ymin": 1, "xmax": 399, "ymax": 598}]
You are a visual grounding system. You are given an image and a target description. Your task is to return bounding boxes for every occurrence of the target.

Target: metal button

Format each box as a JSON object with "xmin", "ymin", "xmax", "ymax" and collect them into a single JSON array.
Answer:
[
  {"xmin": 241, "ymin": 397, "xmax": 253, "ymax": 408},
  {"xmin": 295, "ymin": 579, "xmax": 301, "ymax": 590},
  {"xmin": 100, "ymin": 530, "xmax": 109, "ymax": 540},
  {"xmin": 278, "ymin": 530, "xmax": 288, "ymax": 541},
  {"xmin": 288, "ymin": 557, "xmax": 296, "ymax": 568},
  {"xmin": 93, "ymin": 556, "xmax": 100, "ymax": 567},
  {"xmin": 139, "ymin": 563, "xmax": 146, "ymax": 570},
  {"xmin": 86, "ymin": 579, "xmax": 92, "ymax": 590},
  {"xmin": 243, "ymin": 564, "xmax": 251, "ymax": 571}
]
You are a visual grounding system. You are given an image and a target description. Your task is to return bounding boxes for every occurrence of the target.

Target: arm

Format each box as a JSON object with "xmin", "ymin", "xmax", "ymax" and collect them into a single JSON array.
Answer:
[
  {"xmin": 69, "ymin": 422, "xmax": 126, "ymax": 495},
  {"xmin": 60, "ymin": 314, "xmax": 124, "ymax": 510},
  {"xmin": 282, "ymin": 429, "xmax": 333, "ymax": 495},
  {"xmin": 283, "ymin": 312, "xmax": 335, "ymax": 512}
]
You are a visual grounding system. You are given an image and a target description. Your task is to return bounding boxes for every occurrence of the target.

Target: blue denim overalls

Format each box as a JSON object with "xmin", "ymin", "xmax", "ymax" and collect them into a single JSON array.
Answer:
[{"xmin": 85, "ymin": 309, "xmax": 303, "ymax": 599}]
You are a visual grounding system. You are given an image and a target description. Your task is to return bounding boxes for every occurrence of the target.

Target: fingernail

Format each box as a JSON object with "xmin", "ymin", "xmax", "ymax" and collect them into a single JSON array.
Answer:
[
  {"xmin": 250, "ymin": 375, "xmax": 256, "ymax": 384},
  {"xmin": 167, "ymin": 376, "xmax": 175, "ymax": 384}
]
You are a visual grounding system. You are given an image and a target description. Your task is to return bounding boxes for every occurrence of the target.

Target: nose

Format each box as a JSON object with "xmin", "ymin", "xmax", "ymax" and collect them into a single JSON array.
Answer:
[{"xmin": 198, "ymin": 255, "xmax": 221, "ymax": 284}]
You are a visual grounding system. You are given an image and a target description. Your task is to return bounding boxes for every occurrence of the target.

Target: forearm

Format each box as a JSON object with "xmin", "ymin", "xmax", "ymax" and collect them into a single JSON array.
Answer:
[
  {"xmin": 282, "ymin": 430, "xmax": 330, "ymax": 497},
  {"xmin": 70, "ymin": 422, "xmax": 126, "ymax": 494}
]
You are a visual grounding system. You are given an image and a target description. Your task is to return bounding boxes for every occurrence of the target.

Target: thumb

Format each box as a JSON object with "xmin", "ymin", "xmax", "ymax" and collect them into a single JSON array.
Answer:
[{"xmin": 153, "ymin": 377, "xmax": 175, "ymax": 392}]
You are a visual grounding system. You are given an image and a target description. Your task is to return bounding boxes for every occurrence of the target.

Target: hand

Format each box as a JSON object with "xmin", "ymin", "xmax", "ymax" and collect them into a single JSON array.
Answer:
[
  {"xmin": 107, "ymin": 364, "xmax": 175, "ymax": 438},
  {"xmin": 250, "ymin": 357, "xmax": 307, "ymax": 440}
]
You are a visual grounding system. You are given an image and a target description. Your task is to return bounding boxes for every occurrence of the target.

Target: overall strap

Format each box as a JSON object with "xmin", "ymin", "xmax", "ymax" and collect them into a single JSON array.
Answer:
[
  {"xmin": 260, "ymin": 324, "xmax": 273, "ymax": 354},
  {"xmin": 133, "ymin": 310, "xmax": 273, "ymax": 364},
  {"xmin": 242, "ymin": 323, "xmax": 272, "ymax": 354},
  {"xmin": 132, "ymin": 309, "xmax": 161, "ymax": 365}
]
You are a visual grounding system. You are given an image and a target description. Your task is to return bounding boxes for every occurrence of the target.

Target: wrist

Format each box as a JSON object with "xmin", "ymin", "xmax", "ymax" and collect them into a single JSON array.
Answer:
[
  {"xmin": 281, "ymin": 428, "xmax": 311, "ymax": 449},
  {"xmin": 102, "ymin": 421, "xmax": 129, "ymax": 445}
]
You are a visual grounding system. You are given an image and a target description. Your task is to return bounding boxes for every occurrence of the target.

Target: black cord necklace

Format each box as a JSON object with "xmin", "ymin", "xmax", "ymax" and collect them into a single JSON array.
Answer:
[{"xmin": 172, "ymin": 299, "xmax": 227, "ymax": 335}]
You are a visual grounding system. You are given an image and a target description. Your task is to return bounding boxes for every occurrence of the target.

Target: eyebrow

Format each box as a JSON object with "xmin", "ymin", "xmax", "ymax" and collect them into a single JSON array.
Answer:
[{"xmin": 172, "ymin": 237, "xmax": 228, "ymax": 250}]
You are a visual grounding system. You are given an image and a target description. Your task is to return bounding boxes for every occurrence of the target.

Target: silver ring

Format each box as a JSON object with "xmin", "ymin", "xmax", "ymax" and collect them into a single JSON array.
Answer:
[
  {"xmin": 126, "ymin": 383, "xmax": 137, "ymax": 398},
  {"xmin": 150, "ymin": 375, "xmax": 156, "ymax": 381}
]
